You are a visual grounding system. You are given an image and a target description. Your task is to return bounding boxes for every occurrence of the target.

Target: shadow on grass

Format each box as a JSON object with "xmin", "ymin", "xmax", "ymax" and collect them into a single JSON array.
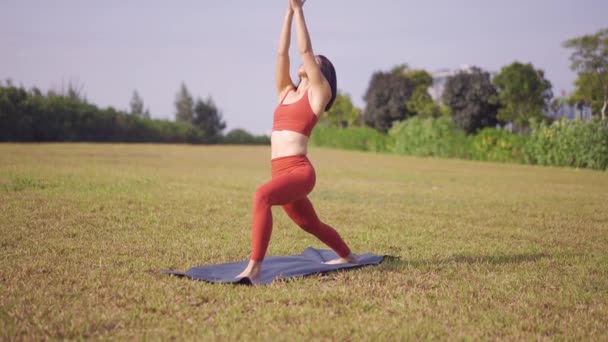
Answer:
[{"xmin": 381, "ymin": 252, "xmax": 555, "ymax": 269}]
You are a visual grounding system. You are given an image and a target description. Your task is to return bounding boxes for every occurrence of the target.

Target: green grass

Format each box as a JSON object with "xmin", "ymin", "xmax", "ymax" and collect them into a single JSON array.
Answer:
[{"xmin": 1, "ymin": 143, "xmax": 607, "ymax": 340}]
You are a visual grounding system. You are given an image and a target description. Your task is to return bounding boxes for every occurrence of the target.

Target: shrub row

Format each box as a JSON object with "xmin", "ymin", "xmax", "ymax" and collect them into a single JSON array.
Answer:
[{"xmin": 310, "ymin": 117, "xmax": 608, "ymax": 171}]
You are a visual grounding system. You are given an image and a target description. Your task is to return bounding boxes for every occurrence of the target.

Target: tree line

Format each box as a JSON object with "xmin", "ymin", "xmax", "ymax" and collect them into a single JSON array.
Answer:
[{"xmin": 0, "ymin": 81, "xmax": 269, "ymax": 144}]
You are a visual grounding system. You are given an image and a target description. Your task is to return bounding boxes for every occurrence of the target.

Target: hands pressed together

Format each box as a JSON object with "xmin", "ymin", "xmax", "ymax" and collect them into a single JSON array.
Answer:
[{"xmin": 288, "ymin": 0, "xmax": 306, "ymax": 12}]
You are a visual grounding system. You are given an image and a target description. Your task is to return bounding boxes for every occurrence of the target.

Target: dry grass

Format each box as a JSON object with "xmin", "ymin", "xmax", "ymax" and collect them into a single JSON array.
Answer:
[{"xmin": 1, "ymin": 143, "xmax": 607, "ymax": 340}]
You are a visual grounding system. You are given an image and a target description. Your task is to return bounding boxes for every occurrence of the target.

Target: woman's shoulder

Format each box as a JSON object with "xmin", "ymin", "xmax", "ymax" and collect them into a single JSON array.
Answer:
[
  {"xmin": 307, "ymin": 83, "xmax": 331, "ymax": 115},
  {"xmin": 277, "ymin": 85, "xmax": 296, "ymax": 104}
]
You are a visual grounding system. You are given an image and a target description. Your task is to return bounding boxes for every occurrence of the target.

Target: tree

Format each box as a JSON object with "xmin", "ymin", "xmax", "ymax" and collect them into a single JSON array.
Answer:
[
  {"xmin": 30, "ymin": 87, "xmax": 42, "ymax": 97},
  {"xmin": 407, "ymin": 88, "xmax": 442, "ymax": 119},
  {"xmin": 403, "ymin": 69, "xmax": 433, "ymax": 89},
  {"xmin": 192, "ymin": 96, "xmax": 226, "ymax": 143},
  {"xmin": 563, "ymin": 28, "xmax": 608, "ymax": 119},
  {"xmin": 363, "ymin": 67, "xmax": 417, "ymax": 132},
  {"xmin": 63, "ymin": 80, "xmax": 86, "ymax": 102},
  {"xmin": 364, "ymin": 67, "xmax": 442, "ymax": 132},
  {"xmin": 174, "ymin": 83, "xmax": 194, "ymax": 123},
  {"xmin": 0, "ymin": 84, "xmax": 30, "ymax": 141},
  {"xmin": 403, "ymin": 69, "xmax": 442, "ymax": 118},
  {"xmin": 442, "ymin": 67, "xmax": 499, "ymax": 134},
  {"xmin": 45, "ymin": 79, "xmax": 86, "ymax": 101},
  {"xmin": 571, "ymin": 72, "xmax": 604, "ymax": 118},
  {"xmin": 129, "ymin": 90, "xmax": 145, "ymax": 117},
  {"xmin": 321, "ymin": 91, "xmax": 361, "ymax": 127},
  {"xmin": 493, "ymin": 61, "xmax": 553, "ymax": 129}
]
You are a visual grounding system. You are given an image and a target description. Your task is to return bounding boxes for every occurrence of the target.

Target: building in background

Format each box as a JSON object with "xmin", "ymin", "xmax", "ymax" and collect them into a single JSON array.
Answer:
[
  {"xmin": 428, "ymin": 65, "xmax": 481, "ymax": 104},
  {"xmin": 547, "ymin": 91, "xmax": 593, "ymax": 121}
]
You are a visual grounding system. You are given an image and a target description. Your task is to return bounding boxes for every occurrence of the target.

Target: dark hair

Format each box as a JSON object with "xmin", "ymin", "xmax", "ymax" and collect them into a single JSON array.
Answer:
[{"xmin": 317, "ymin": 55, "xmax": 337, "ymax": 111}]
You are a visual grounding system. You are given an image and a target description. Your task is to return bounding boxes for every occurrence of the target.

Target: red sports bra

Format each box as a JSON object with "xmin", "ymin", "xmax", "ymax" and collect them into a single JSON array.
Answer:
[{"xmin": 272, "ymin": 90, "xmax": 318, "ymax": 137}]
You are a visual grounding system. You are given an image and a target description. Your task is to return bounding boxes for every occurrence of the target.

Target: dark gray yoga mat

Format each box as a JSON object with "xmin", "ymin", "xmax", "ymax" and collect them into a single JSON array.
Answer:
[{"xmin": 163, "ymin": 247, "xmax": 385, "ymax": 285}]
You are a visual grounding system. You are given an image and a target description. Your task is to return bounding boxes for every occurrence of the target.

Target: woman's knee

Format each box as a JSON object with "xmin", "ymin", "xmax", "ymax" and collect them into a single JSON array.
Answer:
[{"xmin": 253, "ymin": 187, "xmax": 270, "ymax": 206}]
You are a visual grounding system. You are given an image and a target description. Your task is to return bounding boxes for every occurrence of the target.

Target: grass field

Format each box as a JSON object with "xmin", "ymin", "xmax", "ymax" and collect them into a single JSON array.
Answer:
[{"xmin": 1, "ymin": 143, "xmax": 607, "ymax": 340}]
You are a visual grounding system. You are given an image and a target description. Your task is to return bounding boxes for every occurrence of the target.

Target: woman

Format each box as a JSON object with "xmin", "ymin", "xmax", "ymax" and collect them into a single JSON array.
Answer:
[{"xmin": 236, "ymin": 0, "xmax": 356, "ymax": 280}]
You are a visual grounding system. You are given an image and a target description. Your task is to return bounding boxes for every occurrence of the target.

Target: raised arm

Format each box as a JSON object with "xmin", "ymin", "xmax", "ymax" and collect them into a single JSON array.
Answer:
[
  {"xmin": 276, "ymin": 6, "xmax": 295, "ymax": 98},
  {"xmin": 291, "ymin": 0, "xmax": 325, "ymax": 89}
]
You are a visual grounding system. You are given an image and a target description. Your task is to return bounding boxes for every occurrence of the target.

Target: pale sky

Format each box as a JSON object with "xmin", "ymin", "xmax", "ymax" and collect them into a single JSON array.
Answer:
[{"xmin": 2, "ymin": 0, "xmax": 606, "ymax": 134}]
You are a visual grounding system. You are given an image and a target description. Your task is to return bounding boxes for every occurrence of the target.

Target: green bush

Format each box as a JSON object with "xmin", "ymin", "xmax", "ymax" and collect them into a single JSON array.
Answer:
[
  {"xmin": 524, "ymin": 118, "xmax": 608, "ymax": 170},
  {"xmin": 310, "ymin": 125, "xmax": 389, "ymax": 152},
  {"xmin": 222, "ymin": 129, "xmax": 270, "ymax": 145},
  {"xmin": 388, "ymin": 116, "xmax": 470, "ymax": 158},
  {"xmin": 470, "ymin": 127, "xmax": 527, "ymax": 163}
]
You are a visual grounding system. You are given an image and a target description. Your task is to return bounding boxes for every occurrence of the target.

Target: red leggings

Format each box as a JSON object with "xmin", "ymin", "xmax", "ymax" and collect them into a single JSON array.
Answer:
[{"xmin": 250, "ymin": 155, "xmax": 351, "ymax": 262}]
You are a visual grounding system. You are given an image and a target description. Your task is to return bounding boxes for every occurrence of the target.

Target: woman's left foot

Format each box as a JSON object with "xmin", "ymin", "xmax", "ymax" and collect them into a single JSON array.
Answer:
[{"xmin": 324, "ymin": 253, "xmax": 357, "ymax": 265}]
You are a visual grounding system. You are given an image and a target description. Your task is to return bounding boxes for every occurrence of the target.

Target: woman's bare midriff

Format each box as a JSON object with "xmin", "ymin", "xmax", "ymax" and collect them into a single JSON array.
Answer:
[{"xmin": 271, "ymin": 130, "xmax": 309, "ymax": 159}]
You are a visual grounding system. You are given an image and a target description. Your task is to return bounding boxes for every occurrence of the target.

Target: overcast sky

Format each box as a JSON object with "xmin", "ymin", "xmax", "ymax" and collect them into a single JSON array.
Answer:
[{"xmin": 2, "ymin": 0, "xmax": 606, "ymax": 134}]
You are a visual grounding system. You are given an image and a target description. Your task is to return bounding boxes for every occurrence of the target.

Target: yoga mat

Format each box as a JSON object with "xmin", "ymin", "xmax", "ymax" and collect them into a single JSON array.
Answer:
[{"xmin": 163, "ymin": 247, "xmax": 385, "ymax": 285}]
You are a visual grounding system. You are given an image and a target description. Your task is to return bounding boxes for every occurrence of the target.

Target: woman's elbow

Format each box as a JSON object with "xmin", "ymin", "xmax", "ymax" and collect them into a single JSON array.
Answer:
[{"xmin": 299, "ymin": 48, "xmax": 313, "ymax": 57}]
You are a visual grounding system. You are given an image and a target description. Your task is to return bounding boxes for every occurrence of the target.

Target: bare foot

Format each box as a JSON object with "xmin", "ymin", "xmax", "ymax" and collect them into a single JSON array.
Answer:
[
  {"xmin": 236, "ymin": 260, "xmax": 262, "ymax": 280},
  {"xmin": 324, "ymin": 253, "xmax": 358, "ymax": 265}
]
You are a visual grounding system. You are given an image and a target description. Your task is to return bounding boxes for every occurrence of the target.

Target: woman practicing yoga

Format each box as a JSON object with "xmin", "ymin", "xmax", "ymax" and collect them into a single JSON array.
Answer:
[{"xmin": 237, "ymin": 0, "xmax": 356, "ymax": 280}]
